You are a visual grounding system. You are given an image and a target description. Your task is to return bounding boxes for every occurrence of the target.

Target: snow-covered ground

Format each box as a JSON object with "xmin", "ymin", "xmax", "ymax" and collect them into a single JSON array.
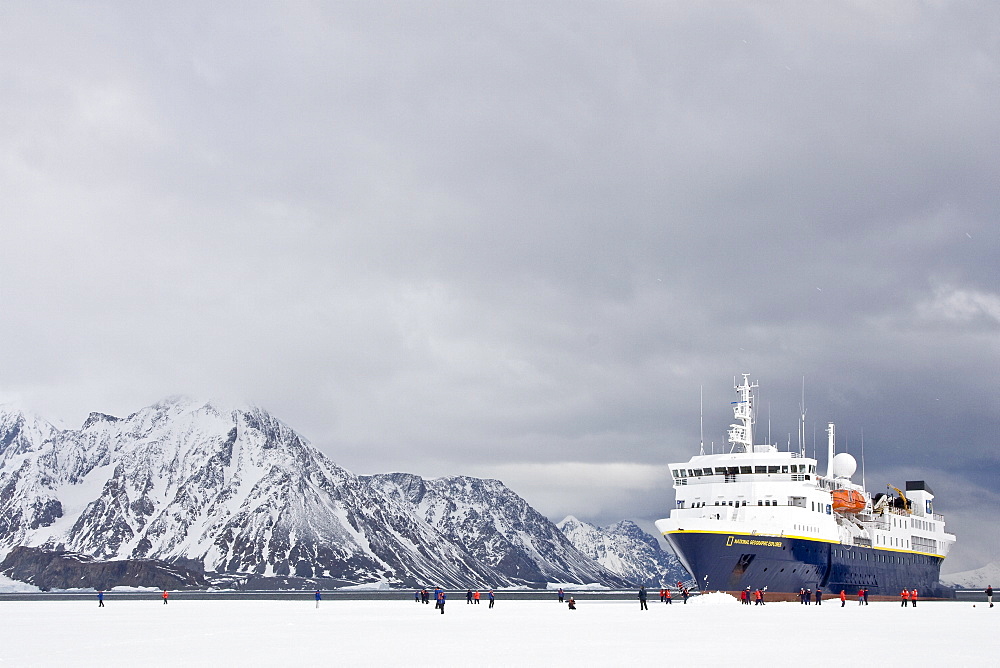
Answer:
[{"xmin": 0, "ymin": 593, "xmax": 993, "ymax": 667}]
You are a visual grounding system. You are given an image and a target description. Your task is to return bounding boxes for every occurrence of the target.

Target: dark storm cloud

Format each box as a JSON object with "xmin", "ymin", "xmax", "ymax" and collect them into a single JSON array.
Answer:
[{"xmin": 1, "ymin": 2, "xmax": 997, "ymax": 570}]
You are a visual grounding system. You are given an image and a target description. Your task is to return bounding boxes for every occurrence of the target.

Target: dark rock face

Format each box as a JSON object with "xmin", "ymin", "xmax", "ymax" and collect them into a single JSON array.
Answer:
[
  {"xmin": 557, "ymin": 516, "xmax": 691, "ymax": 587},
  {"xmin": 365, "ymin": 474, "xmax": 629, "ymax": 588},
  {"xmin": 0, "ymin": 546, "xmax": 210, "ymax": 591}
]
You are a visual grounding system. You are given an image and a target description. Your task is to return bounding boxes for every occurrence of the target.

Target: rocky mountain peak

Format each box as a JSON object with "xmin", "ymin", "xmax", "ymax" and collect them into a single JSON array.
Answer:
[{"xmin": 0, "ymin": 398, "xmax": 630, "ymax": 589}]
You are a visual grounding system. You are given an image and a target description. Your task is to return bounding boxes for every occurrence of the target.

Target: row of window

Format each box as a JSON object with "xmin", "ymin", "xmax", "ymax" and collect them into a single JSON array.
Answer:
[
  {"xmin": 672, "ymin": 464, "xmax": 816, "ymax": 478},
  {"xmin": 833, "ymin": 548, "xmax": 914, "ymax": 565},
  {"xmin": 681, "ymin": 499, "xmax": 833, "ymax": 509},
  {"xmin": 877, "ymin": 534, "xmax": 909, "ymax": 549}
]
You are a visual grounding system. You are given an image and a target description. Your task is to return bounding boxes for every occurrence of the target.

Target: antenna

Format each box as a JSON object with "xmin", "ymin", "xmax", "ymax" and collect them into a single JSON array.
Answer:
[
  {"xmin": 861, "ymin": 427, "xmax": 866, "ymax": 489},
  {"xmin": 699, "ymin": 385, "xmax": 705, "ymax": 456},
  {"xmin": 799, "ymin": 376, "xmax": 807, "ymax": 456}
]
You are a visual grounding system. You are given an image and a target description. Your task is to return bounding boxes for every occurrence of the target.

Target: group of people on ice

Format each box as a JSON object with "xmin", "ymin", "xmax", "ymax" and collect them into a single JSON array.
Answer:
[
  {"xmin": 798, "ymin": 587, "xmax": 823, "ymax": 604},
  {"xmin": 96, "ymin": 590, "xmax": 169, "ymax": 607},
  {"xmin": 463, "ymin": 589, "xmax": 493, "ymax": 606},
  {"xmin": 414, "ymin": 587, "xmax": 495, "ymax": 613},
  {"xmin": 556, "ymin": 589, "xmax": 577, "ymax": 610},
  {"xmin": 739, "ymin": 587, "xmax": 766, "ymax": 605},
  {"xmin": 657, "ymin": 583, "xmax": 690, "ymax": 604},
  {"xmin": 637, "ymin": 583, "xmax": 690, "ymax": 609},
  {"xmin": 832, "ymin": 588, "xmax": 869, "ymax": 606}
]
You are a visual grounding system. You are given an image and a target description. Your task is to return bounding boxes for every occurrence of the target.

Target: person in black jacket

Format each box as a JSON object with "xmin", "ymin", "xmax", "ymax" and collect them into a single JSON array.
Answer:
[
  {"xmin": 986, "ymin": 585, "xmax": 993, "ymax": 608},
  {"xmin": 639, "ymin": 586, "xmax": 648, "ymax": 610}
]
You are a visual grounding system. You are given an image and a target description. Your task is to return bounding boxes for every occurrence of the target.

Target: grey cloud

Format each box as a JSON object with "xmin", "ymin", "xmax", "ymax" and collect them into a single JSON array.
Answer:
[{"xmin": 2, "ymin": 1, "xmax": 997, "ymax": 571}]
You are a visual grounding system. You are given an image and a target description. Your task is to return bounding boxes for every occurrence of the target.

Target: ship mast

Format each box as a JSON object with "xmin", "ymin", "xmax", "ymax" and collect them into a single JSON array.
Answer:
[
  {"xmin": 826, "ymin": 422, "xmax": 836, "ymax": 477},
  {"xmin": 699, "ymin": 385, "xmax": 705, "ymax": 456},
  {"xmin": 799, "ymin": 377, "xmax": 807, "ymax": 457},
  {"xmin": 727, "ymin": 374, "xmax": 758, "ymax": 453}
]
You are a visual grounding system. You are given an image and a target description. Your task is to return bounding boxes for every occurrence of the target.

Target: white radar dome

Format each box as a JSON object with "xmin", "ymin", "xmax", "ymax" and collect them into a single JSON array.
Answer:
[{"xmin": 832, "ymin": 452, "xmax": 857, "ymax": 479}]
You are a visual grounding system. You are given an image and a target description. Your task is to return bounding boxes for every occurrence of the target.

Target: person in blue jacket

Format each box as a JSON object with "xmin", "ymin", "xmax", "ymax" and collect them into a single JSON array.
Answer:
[
  {"xmin": 639, "ymin": 586, "xmax": 648, "ymax": 610},
  {"xmin": 97, "ymin": 591, "xmax": 104, "ymax": 607},
  {"xmin": 438, "ymin": 590, "xmax": 446, "ymax": 614},
  {"xmin": 315, "ymin": 590, "xmax": 321, "ymax": 608},
  {"xmin": 488, "ymin": 590, "xmax": 495, "ymax": 609}
]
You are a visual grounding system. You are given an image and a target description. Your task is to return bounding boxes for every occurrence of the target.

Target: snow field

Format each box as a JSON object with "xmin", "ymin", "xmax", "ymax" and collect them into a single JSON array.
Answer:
[{"xmin": 0, "ymin": 596, "xmax": 992, "ymax": 667}]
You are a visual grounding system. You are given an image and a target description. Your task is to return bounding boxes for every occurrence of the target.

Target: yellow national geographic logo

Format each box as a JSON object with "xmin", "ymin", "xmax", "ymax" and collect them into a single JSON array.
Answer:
[{"xmin": 727, "ymin": 535, "xmax": 783, "ymax": 548}]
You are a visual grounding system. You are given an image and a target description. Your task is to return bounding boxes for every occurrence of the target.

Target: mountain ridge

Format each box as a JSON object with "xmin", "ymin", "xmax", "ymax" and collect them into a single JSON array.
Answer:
[
  {"xmin": 557, "ymin": 515, "xmax": 690, "ymax": 587},
  {"xmin": 0, "ymin": 399, "xmax": 627, "ymax": 589}
]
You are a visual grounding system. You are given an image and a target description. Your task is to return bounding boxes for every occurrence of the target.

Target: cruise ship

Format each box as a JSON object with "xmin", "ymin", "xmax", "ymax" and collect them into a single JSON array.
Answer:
[{"xmin": 654, "ymin": 375, "xmax": 956, "ymax": 597}]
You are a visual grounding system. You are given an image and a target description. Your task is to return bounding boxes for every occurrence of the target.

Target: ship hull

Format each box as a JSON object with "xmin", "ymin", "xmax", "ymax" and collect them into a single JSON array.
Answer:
[{"xmin": 665, "ymin": 531, "xmax": 949, "ymax": 597}]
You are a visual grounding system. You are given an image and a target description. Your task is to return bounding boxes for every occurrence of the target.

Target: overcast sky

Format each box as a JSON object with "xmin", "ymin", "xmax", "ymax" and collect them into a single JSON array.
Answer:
[{"xmin": 2, "ymin": 2, "xmax": 997, "ymax": 572}]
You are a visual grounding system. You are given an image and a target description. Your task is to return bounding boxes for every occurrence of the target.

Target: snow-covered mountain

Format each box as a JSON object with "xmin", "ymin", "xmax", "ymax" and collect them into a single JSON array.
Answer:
[
  {"xmin": 941, "ymin": 562, "xmax": 1000, "ymax": 589},
  {"xmin": 0, "ymin": 399, "xmax": 624, "ymax": 588},
  {"xmin": 557, "ymin": 515, "xmax": 690, "ymax": 587},
  {"xmin": 364, "ymin": 473, "xmax": 626, "ymax": 587}
]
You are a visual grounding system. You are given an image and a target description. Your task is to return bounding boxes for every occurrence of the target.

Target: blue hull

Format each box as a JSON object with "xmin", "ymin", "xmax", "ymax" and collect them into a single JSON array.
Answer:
[{"xmin": 667, "ymin": 531, "xmax": 949, "ymax": 597}]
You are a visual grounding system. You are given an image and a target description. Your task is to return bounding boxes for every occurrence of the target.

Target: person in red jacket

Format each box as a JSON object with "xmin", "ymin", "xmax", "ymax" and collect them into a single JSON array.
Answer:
[
  {"xmin": 162, "ymin": 590, "xmax": 169, "ymax": 605},
  {"xmin": 901, "ymin": 589, "xmax": 910, "ymax": 607},
  {"xmin": 910, "ymin": 589, "xmax": 918, "ymax": 607},
  {"xmin": 839, "ymin": 590, "xmax": 846, "ymax": 607}
]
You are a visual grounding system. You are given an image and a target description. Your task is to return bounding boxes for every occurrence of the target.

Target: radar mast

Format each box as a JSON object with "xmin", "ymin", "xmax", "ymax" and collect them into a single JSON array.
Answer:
[{"xmin": 727, "ymin": 374, "xmax": 758, "ymax": 453}]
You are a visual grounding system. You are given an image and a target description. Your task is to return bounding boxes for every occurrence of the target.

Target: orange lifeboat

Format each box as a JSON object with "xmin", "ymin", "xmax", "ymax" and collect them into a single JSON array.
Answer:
[{"xmin": 832, "ymin": 489, "xmax": 866, "ymax": 513}]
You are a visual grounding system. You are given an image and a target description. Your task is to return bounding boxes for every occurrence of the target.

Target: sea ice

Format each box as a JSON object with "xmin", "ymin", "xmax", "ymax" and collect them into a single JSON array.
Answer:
[{"xmin": 0, "ymin": 595, "xmax": 991, "ymax": 666}]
